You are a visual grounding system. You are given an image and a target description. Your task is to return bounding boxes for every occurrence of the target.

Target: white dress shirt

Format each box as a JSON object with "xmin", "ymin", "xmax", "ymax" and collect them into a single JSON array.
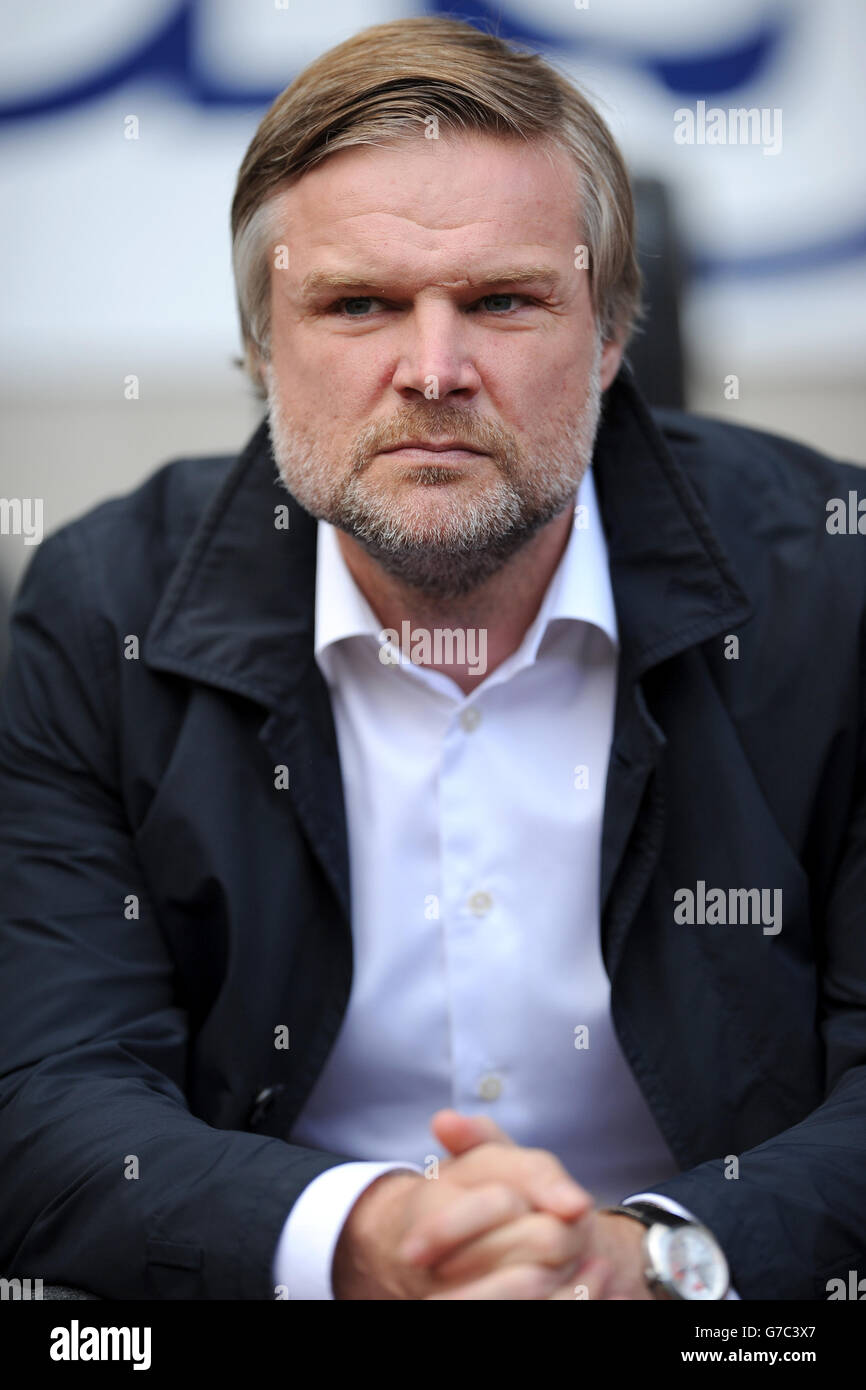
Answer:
[{"xmin": 271, "ymin": 464, "xmax": 739, "ymax": 1299}]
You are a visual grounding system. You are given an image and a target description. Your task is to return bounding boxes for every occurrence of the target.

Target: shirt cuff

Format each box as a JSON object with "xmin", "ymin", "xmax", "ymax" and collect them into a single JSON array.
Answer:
[
  {"xmin": 272, "ymin": 1160, "xmax": 425, "ymax": 1300},
  {"xmin": 621, "ymin": 1192, "xmax": 741, "ymax": 1300}
]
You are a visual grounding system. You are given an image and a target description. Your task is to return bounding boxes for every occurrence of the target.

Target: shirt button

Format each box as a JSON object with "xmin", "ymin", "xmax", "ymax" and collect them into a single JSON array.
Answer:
[
  {"xmin": 478, "ymin": 1073, "xmax": 503, "ymax": 1101},
  {"xmin": 467, "ymin": 890, "xmax": 493, "ymax": 916},
  {"xmin": 459, "ymin": 706, "xmax": 482, "ymax": 732}
]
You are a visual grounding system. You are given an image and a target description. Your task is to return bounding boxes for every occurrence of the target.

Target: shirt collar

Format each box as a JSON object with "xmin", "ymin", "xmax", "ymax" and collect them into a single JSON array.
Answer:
[{"xmin": 314, "ymin": 463, "xmax": 619, "ymax": 674}]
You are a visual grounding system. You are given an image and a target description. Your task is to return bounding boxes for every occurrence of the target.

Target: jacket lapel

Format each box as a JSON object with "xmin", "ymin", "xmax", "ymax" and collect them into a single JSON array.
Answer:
[
  {"xmin": 143, "ymin": 419, "xmax": 351, "ymax": 924},
  {"xmin": 595, "ymin": 365, "xmax": 753, "ymax": 977}
]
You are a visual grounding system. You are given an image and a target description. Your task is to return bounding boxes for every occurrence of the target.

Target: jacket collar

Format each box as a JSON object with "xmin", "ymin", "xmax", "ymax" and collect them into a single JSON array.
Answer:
[{"xmin": 144, "ymin": 364, "xmax": 754, "ymax": 705}]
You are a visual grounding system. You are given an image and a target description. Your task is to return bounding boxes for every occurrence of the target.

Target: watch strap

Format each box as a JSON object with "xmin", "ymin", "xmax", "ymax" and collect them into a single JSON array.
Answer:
[{"xmin": 601, "ymin": 1201, "xmax": 691, "ymax": 1229}]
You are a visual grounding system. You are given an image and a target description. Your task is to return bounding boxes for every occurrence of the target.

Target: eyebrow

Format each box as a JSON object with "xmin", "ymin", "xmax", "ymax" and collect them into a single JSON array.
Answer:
[{"xmin": 298, "ymin": 265, "xmax": 562, "ymax": 300}]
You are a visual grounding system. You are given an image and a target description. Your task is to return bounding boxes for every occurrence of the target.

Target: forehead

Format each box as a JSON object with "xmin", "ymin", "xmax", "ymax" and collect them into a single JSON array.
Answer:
[{"xmin": 270, "ymin": 133, "xmax": 581, "ymax": 275}]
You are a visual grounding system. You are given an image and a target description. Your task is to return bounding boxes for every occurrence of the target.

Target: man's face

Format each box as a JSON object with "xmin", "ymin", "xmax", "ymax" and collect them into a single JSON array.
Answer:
[{"xmin": 261, "ymin": 131, "xmax": 623, "ymax": 597}]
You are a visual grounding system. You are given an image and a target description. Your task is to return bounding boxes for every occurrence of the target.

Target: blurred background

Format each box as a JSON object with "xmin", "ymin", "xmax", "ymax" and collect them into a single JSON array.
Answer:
[{"xmin": 2, "ymin": 0, "xmax": 865, "ymax": 674}]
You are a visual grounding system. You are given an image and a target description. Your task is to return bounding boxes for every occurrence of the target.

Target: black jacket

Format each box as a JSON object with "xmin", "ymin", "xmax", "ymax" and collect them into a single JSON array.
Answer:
[{"xmin": 1, "ymin": 367, "xmax": 865, "ymax": 1299}]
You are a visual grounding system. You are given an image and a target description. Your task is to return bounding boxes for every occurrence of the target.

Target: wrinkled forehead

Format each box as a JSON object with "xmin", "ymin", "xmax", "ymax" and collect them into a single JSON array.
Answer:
[{"xmin": 267, "ymin": 132, "xmax": 583, "ymax": 272}]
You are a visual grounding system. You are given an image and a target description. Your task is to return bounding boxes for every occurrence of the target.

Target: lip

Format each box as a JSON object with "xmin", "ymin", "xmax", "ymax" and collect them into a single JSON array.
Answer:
[{"xmin": 379, "ymin": 440, "xmax": 485, "ymax": 454}]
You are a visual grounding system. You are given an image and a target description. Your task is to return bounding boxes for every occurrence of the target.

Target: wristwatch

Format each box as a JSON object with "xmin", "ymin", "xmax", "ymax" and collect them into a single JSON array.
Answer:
[{"xmin": 603, "ymin": 1201, "xmax": 730, "ymax": 1300}]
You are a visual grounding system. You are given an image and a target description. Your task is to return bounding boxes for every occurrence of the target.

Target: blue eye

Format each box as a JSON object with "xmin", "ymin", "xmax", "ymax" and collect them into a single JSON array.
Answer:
[
  {"xmin": 340, "ymin": 298, "xmax": 377, "ymax": 316},
  {"xmin": 480, "ymin": 294, "xmax": 519, "ymax": 312}
]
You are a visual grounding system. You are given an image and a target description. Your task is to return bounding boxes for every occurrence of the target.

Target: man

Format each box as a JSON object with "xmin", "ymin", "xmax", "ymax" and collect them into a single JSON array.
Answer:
[{"xmin": 0, "ymin": 16, "xmax": 864, "ymax": 1302}]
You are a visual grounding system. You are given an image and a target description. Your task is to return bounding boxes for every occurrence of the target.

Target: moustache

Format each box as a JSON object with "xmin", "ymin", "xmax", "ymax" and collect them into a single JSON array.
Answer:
[{"xmin": 351, "ymin": 408, "xmax": 516, "ymax": 475}]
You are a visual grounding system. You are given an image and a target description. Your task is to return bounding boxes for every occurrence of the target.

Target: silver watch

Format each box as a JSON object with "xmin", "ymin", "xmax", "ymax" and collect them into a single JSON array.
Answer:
[{"xmin": 604, "ymin": 1201, "xmax": 730, "ymax": 1300}]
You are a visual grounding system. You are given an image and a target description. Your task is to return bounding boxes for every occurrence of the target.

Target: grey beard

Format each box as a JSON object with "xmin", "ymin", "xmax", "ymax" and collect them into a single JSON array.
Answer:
[
  {"xmin": 330, "ymin": 471, "xmax": 579, "ymax": 600},
  {"xmin": 265, "ymin": 350, "xmax": 602, "ymax": 600}
]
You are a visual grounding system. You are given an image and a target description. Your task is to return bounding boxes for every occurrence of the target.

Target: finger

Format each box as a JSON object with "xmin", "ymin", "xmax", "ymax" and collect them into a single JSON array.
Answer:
[
  {"xmin": 430, "ymin": 1108, "xmax": 518, "ymax": 1157},
  {"xmin": 424, "ymin": 1259, "xmax": 576, "ymax": 1301},
  {"xmin": 449, "ymin": 1143, "xmax": 593, "ymax": 1220},
  {"xmin": 398, "ymin": 1182, "xmax": 531, "ymax": 1266},
  {"xmin": 548, "ymin": 1257, "xmax": 613, "ymax": 1301},
  {"xmin": 431, "ymin": 1209, "xmax": 586, "ymax": 1283}
]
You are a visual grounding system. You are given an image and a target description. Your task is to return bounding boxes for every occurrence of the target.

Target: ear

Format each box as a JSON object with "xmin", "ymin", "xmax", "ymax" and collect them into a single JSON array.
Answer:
[
  {"xmin": 599, "ymin": 335, "xmax": 625, "ymax": 391},
  {"xmin": 247, "ymin": 339, "xmax": 270, "ymax": 399}
]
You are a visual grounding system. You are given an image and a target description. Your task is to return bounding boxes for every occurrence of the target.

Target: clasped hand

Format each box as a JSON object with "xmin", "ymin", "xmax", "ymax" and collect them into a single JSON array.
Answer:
[{"xmin": 332, "ymin": 1109, "xmax": 653, "ymax": 1300}]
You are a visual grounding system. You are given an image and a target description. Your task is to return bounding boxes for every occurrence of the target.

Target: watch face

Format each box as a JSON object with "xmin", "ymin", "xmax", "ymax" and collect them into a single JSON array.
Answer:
[{"xmin": 646, "ymin": 1223, "xmax": 728, "ymax": 1300}]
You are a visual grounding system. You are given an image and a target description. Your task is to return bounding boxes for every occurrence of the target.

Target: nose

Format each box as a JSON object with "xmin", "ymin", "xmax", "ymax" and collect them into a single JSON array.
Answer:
[{"xmin": 390, "ymin": 301, "xmax": 483, "ymax": 402}]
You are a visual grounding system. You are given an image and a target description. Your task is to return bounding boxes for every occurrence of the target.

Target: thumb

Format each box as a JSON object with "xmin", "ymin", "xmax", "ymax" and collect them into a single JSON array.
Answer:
[{"xmin": 431, "ymin": 1107, "xmax": 518, "ymax": 1157}]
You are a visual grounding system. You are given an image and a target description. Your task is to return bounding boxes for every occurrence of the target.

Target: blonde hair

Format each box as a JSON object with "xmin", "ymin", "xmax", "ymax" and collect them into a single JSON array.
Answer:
[{"xmin": 231, "ymin": 15, "xmax": 642, "ymax": 396}]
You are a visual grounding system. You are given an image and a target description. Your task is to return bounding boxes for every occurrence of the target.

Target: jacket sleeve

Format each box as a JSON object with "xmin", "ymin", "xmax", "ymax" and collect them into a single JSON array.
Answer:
[
  {"xmin": 0, "ymin": 528, "xmax": 353, "ymax": 1299},
  {"xmin": 647, "ymin": 644, "xmax": 866, "ymax": 1300}
]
